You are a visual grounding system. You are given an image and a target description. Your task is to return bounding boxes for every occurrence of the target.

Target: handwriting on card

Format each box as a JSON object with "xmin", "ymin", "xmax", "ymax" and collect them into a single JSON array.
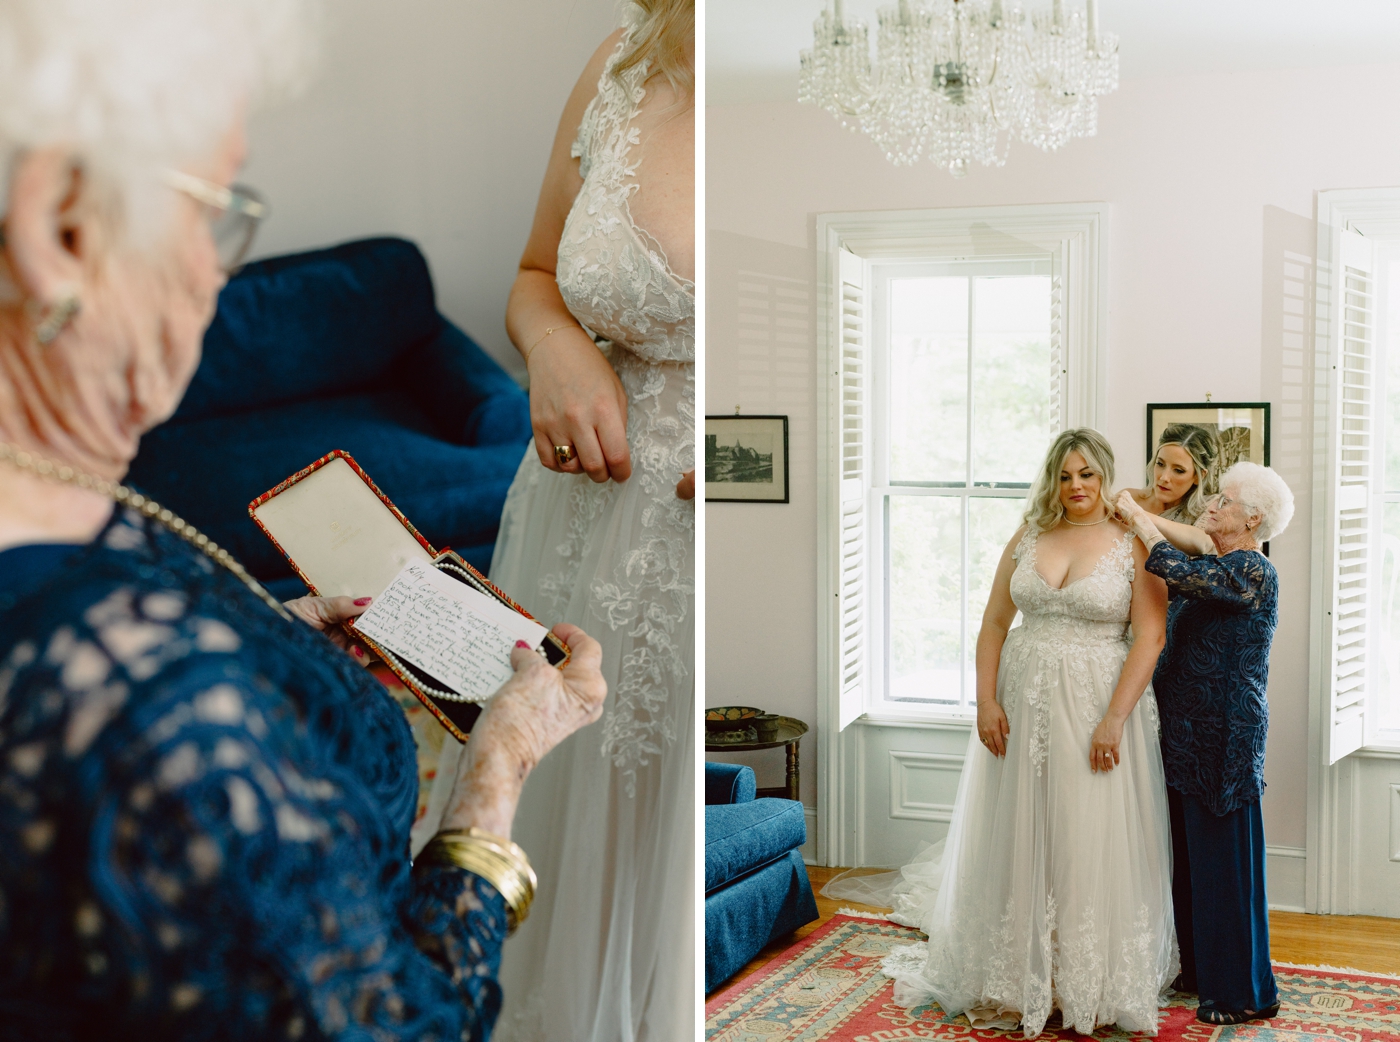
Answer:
[{"xmin": 353, "ymin": 561, "xmax": 548, "ymax": 702}]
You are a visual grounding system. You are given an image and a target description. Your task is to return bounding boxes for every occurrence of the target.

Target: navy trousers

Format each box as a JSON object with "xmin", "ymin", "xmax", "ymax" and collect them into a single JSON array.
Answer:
[{"xmin": 1168, "ymin": 787, "xmax": 1278, "ymax": 1012}]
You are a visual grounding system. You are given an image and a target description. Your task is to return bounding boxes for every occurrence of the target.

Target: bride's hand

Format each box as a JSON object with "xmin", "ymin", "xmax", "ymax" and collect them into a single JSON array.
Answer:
[
  {"xmin": 528, "ymin": 332, "xmax": 632, "ymax": 484},
  {"xmin": 1090, "ymin": 713, "xmax": 1124, "ymax": 772},
  {"xmin": 977, "ymin": 699, "xmax": 1010, "ymax": 757},
  {"xmin": 676, "ymin": 470, "xmax": 695, "ymax": 500}
]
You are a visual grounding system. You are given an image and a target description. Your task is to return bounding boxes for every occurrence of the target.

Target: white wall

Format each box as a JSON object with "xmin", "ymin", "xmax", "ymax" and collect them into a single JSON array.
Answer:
[
  {"xmin": 706, "ymin": 61, "xmax": 1400, "ymax": 859},
  {"xmin": 243, "ymin": 0, "xmax": 622, "ymax": 380}
]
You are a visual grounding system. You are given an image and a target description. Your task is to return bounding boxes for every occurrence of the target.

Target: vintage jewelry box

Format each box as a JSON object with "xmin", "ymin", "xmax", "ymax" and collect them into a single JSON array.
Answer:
[{"xmin": 249, "ymin": 450, "xmax": 567, "ymax": 741}]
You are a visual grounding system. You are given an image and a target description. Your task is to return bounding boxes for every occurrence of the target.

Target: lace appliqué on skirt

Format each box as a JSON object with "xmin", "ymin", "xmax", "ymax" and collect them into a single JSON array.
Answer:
[{"xmin": 881, "ymin": 526, "xmax": 1176, "ymax": 1037}]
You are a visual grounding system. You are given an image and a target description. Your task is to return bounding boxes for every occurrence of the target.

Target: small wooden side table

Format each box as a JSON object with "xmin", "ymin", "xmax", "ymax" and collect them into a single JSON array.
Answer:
[{"xmin": 704, "ymin": 716, "xmax": 809, "ymax": 801}]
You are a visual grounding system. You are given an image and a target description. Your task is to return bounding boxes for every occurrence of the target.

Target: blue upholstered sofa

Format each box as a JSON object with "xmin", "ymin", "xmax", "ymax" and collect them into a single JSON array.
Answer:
[
  {"xmin": 705, "ymin": 762, "xmax": 819, "ymax": 993},
  {"xmin": 128, "ymin": 237, "xmax": 532, "ymax": 599}
]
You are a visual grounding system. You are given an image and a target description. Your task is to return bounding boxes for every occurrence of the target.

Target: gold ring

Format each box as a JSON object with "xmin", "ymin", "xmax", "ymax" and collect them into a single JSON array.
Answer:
[{"xmin": 554, "ymin": 444, "xmax": 576, "ymax": 466}]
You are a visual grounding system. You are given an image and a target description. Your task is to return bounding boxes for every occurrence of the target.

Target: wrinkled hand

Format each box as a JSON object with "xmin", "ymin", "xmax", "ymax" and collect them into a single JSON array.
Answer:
[
  {"xmin": 976, "ymin": 699, "xmax": 1010, "ymax": 757},
  {"xmin": 676, "ymin": 470, "xmax": 695, "ymax": 500},
  {"xmin": 473, "ymin": 623, "xmax": 607, "ymax": 772},
  {"xmin": 444, "ymin": 624, "xmax": 608, "ymax": 837},
  {"xmin": 1090, "ymin": 713, "xmax": 1124, "ymax": 773},
  {"xmin": 1113, "ymin": 489, "xmax": 1143, "ymax": 527},
  {"xmin": 284, "ymin": 594, "xmax": 373, "ymax": 664},
  {"xmin": 529, "ymin": 333, "xmax": 632, "ymax": 483}
]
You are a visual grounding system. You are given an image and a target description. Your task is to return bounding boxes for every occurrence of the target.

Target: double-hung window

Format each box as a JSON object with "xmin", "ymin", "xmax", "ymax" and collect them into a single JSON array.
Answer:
[
  {"xmin": 819, "ymin": 205, "xmax": 1107, "ymax": 729},
  {"xmin": 873, "ymin": 261, "xmax": 1055, "ymax": 711}
]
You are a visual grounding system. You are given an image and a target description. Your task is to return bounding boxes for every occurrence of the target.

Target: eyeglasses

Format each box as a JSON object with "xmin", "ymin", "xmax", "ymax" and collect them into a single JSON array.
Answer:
[{"xmin": 163, "ymin": 169, "xmax": 267, "ymax": 273}]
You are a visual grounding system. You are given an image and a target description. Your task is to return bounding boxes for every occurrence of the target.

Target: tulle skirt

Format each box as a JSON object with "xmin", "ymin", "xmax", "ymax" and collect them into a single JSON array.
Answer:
[
  {"xmin": 419, "ymin": 437, "xmax": 694, "ymax": 1042},
  {"xmin": 879, "ymin": 625, "xmax": 1177, "ymax": 1037}
]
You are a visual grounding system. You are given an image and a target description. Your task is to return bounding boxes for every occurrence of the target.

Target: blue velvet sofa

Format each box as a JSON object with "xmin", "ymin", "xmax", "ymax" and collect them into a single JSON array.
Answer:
[
  {"xmin": 705, "ymin": 762, "xmax": 819, "ymax": 993},
  {"xmin": 128, "ymin": 237, "xmax": 532, "ymax": 599}
]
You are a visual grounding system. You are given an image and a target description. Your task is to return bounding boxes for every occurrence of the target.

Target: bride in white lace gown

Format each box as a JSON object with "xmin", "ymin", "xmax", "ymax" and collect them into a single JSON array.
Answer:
[
  {"xmin": 419, "ymin": 5, "xmax": 694, "ymax": 1040},
  {"xmin": 880, "ymin": 429, "xmax": 1177, "ymax": 1037}
]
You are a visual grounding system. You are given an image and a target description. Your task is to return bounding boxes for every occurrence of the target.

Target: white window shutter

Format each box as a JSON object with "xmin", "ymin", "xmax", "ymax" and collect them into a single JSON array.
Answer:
[
  {"xmin": 837, "ymin": 249, "xmax": 869, "ymax": 731},
  {"xmin": 1326, "ymin": 229, "xmax": 1376, "ymax": 764}
]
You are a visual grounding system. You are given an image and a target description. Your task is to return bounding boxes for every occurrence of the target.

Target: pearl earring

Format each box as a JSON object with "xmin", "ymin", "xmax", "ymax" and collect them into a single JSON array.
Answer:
[{"xmin": 34, "ymin": 290, "xmax": 80, "ymax": 346}]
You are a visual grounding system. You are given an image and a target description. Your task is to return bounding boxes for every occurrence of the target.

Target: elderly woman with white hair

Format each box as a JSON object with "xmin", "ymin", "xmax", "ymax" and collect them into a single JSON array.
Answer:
[
  {"xmin": 0, "ymin": 2, "xmax": 608, "ymax": 1038},
  {"xmin": 1117, "ymin": 461, "xmax": 1295, "ymax": 1027}
]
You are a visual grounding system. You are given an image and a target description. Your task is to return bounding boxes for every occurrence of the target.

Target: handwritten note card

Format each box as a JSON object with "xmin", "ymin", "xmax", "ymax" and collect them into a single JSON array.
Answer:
[{"xmin": 354, "ymin": 561, "xmax": 548, "ymax": 701}]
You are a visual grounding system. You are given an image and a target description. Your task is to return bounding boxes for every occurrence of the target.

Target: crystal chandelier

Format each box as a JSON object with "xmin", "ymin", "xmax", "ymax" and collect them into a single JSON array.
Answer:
[{"xmin": 799, "ymin": 0, "xmax": 1119, "ymax": 176}]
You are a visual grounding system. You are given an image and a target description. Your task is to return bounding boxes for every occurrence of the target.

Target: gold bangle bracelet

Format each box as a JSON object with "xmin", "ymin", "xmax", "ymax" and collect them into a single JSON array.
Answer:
[{"xmin": 418, "ymin": 828, "xmax": 537, "ymax": 934}]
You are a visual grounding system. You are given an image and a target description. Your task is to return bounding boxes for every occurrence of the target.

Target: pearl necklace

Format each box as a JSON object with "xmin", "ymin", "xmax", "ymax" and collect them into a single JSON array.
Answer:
[
  {"xmin": 1063, "ymin": 510, "xmax": 1111, "ymax": 526},
  {"xmin": 0, "ymin": 441, "xmax": 292, "ymax": 621}
]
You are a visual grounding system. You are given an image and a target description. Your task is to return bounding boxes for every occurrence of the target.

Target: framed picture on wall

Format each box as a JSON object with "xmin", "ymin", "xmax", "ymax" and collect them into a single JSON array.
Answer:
[
  {"xmin": 705, "ymin": 414, "xmax": 789, "ymax": 503},
  {"xmin": 1145, "ymin": 402, "xmax": 1271, "ymax": 469}
]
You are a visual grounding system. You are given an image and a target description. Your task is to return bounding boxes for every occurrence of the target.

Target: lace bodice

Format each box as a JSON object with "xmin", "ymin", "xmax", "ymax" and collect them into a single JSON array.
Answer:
[
  {"xmin": 1000, "ymin": 528, "xmax": 1150, "ymax": 774},
  {"xmin": 1009, "ymin": 527, "xmax": 1134, "ymax": 641},
  {"xmin": 557, "ymin": 18, "xmax": 694, "ymax": 366},
  {"xmin": 523, "ymin": 17, "xmax": 695, "ymax": 798}
]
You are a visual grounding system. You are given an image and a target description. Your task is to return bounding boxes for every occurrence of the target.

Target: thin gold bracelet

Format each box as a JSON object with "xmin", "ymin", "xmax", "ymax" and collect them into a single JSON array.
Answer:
[
  {"xmin": 523, "ymin": 325, "xmax": 561, "ymax": 368},
  {"xmin": 418, "ymin": 828, "xmax": 537, "ymax": 934}
]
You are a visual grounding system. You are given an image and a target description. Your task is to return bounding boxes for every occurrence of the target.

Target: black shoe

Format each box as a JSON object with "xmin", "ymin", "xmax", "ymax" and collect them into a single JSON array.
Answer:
[
  {"xmin": 1170, "ymin": 973, "xmax": 1197, "ymax": 995},
  {"xmin": 1196, "ymin": 1001, "xmax": 1280, "ymax": 1025}
]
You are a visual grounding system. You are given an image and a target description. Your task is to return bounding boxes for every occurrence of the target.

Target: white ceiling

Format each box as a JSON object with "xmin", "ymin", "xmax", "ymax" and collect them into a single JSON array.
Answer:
[{"xmin": 706, "ymin": 0, "xmax": 1400, "ymax": 105}]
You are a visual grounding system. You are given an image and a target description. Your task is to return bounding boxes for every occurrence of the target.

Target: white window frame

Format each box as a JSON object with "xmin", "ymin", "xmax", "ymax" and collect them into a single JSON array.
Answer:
[
  {"xmin": 1307, "ymin": 187, "xmax": 1400, "ymax": 914},
  {"xmin": 1378, "ymin": 241, "xmax": 1400, "ymax": 746},
  {"xmin": 1312, "ymin": 189, "xmax": 1400, "ymax": 763},
  {"xmin": 816, "ymin": 203, "xmax": 1109, "ymax": 739}
]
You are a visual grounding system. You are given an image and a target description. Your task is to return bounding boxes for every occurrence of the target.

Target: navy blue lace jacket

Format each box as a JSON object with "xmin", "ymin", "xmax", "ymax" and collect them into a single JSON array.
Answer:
[
  {"xmin": 0, "ymin": 508, "xmax": 507, "ymax": 1041},
  {"xmin": 1146, "ymin": 542, "xmax": 1277, "ymax": 817}
]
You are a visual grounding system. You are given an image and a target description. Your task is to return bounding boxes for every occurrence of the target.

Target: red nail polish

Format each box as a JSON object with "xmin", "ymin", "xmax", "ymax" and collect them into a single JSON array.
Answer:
[
  {"xmin": 352, "ymin": 646, "xmax": 364, "ymax": 658},
  {"xmin": 515, "ymin": 640, "xmax": 531, "ymax": 649},
  {"xmin": 354, "ymin": 597, "xmax": 372, "ymax": 606}
]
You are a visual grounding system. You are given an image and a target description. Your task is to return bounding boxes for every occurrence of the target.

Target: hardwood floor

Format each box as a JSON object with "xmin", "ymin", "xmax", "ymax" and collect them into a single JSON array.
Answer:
[
  {"xmin": 708, "ymin": 865, "xmax": 1400, "ymax": 999},
  {"xmin": 1270, "ymin": 909, "xmax": 1400, "ymax": 975}
]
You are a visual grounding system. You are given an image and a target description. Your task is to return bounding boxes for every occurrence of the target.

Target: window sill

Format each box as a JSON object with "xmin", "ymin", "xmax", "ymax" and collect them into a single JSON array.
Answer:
[
  {"xmin": 1357, "ymin": 741, "xmax": 1400, "ymax": 759},
  {"xmin": 858, "ymin": 709, "xmax": 975, "ymax": 731}
]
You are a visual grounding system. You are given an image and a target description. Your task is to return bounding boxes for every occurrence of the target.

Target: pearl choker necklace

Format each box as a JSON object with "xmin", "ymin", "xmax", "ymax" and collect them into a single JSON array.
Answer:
[{"xmin": 1063, "ymin": 511, "xmax": 1111, "ymax": 526}]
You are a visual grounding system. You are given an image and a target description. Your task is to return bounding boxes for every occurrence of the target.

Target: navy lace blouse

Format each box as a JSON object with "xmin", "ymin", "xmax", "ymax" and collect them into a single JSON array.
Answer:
[
  {"xmin": 0, "ymin": 508, "xmax": 507, "ymax": 1040},
  {"xmin": 1146, "ymin": 542, "xmax": 1278, "ymax": 817}
]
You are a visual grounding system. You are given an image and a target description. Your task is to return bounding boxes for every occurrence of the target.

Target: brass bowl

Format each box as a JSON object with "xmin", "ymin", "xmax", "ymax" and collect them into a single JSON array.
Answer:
[{"xmin": 705, "ymin": 705, "xmax": 763, "ymax": 732}]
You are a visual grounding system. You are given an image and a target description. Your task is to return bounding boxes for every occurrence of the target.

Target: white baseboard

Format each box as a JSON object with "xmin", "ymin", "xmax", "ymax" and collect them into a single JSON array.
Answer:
[
  {"xmin": 802, "ymin": 807, "xmax": 818, "ymax": 865},
  {"xmin": 1267, "ymin": 845, "xmax": 1307, "ymax": 912}
]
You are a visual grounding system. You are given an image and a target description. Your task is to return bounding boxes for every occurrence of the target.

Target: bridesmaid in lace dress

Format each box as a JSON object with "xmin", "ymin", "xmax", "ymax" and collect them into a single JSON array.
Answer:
[
  {"xmin": 422, "ymin": 3, "xmax": 695, "ymax": 1039},
  {"xmin": 882, "ymin": 429, "xmax": 1177, "ymax": 1037}
]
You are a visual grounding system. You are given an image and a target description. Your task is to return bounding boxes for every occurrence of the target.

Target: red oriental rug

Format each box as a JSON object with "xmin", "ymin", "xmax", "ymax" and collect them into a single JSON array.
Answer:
[{"xmin": 705, "ymin": 913, "xmax": 1400, "ymax": 1040}]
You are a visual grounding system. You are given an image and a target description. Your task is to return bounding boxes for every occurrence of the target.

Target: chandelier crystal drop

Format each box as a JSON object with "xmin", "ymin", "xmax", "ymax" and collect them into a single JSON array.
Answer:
[{"xmin": 799, "ymin": 0, "xmax": 1119, "ymax": 176}]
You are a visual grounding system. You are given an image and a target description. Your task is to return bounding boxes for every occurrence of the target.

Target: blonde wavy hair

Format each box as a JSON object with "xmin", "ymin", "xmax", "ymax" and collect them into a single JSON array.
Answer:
[
  {"xmin": 615, "ymin": 0, "xmax": 693, "ymax": 96},
  {"xmin": 1023, "ymin": 428, "xmax": 1117, "ymax": 533},
  {"xmin": 1147, "ymin": 422, "xmax": 1220, "ymax": 523}
]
